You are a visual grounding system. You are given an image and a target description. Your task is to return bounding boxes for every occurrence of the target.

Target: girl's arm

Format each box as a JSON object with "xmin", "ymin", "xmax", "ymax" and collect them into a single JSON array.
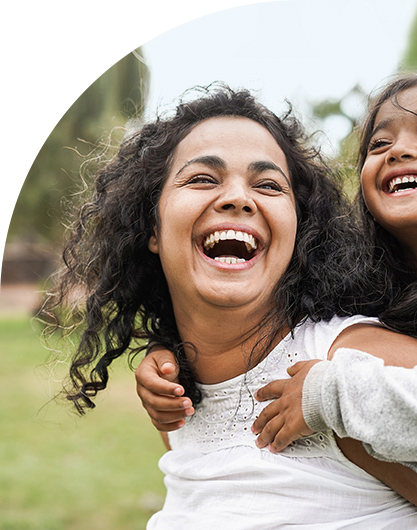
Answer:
[
  {"xmin": 253, "ymin": 350, "xmax": 417, "ymax": 469},
  {"xmin": 254, "ymin": 323, "xmax": 417, "ymax": 505},
  {"xmin": 135, "ymin": 347, "xmax": 194, "ymax": 432},
  {"xmin": 327, "ymin": 324, "xmax": 417, "ymax": 503}
]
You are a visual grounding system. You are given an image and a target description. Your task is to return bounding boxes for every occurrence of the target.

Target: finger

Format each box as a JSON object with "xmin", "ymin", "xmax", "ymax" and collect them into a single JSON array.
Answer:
[
  {"xmin": 255, "ymin": 415, "xmax": 285, "ymax": 449},
  {"xmin": 151, "ymin": 348, "xmax": 180, "ymax": 383},
  {"xmin": 151, "ymin": 418, "xmax": 187, "ymax": 432},
  {"xmin": 268, "ymin": 427, "xmax": 299, "ymax": 453},
  {"xmin": 287, "ymin": 360, "xmax": 310, "ymax": 377},
  {"xmin": 135, "ymin": 362, "xmax": 184, "ymax": 398},
  {"xmin": 255, "ymin": 380, "xmax": 286, "ymax": 402},
  {"xmin": 252, "ymin": 400, "xmax": 282, "ymax": 435},
  {"xmin": 139, "ymin": 386, "xmax": 193, "ymax": 412},
  {"xmin": 287, "ymin": 359, "xmax": 321, "ymax": 377},
  {"xmin": 146, "ymin": 405, "xmax": 194, "ymax": 425}
]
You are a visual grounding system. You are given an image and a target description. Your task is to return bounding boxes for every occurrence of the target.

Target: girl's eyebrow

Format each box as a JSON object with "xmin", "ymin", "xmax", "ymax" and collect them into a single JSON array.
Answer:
[
  {"xmin": 175, "ymin": 155, "xmax": 226, "ymax": 177},
  {"xmin": 370, "ymin": 117, "xmax": 395, "ymax": 139}
]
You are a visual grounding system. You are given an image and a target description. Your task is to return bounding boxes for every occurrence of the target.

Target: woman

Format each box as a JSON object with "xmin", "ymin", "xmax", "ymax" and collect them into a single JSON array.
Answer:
[
  {"xmin": 50, "ymin": 86, "xmax": 417, "ymax": 526},
  {"xmin": 137, "ymin": 78, "xmax": 417, "ymax": 472}
]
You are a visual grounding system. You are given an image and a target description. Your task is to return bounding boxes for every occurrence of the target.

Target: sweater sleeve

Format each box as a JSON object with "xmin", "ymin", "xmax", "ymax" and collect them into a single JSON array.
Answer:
[{"xmin": 302, "ymin": 348, "xmax": 417, "ymax": 471}]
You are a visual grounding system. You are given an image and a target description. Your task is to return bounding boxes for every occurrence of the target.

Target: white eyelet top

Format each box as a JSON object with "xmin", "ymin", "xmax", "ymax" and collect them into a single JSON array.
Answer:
[{"xmin": 147, "ymin": 315, "xmax": 417, "ymax": 529}]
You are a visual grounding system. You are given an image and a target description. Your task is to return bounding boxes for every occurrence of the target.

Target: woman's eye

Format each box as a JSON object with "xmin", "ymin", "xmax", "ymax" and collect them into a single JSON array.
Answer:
[
  {"xmin": 368, "ymin": 138, "xmax": 390, "ymax": 152},
  {"xmin": 187, "ymin": 175, "xmax": 217, "ymax": 185},
  {"xmin": 255, "ymin": 180, "xmax": 282, "ymax": 192}
]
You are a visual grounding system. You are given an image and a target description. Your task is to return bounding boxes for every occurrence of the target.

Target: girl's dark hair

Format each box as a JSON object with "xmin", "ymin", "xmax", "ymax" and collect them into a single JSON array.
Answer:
[
  {"xmin": 45, "ymin": 84, "xmax": 384, "ymax": 413},
  {"xmin": 356, "ymin": 74, "xmax": 417, "ymax": 336}
]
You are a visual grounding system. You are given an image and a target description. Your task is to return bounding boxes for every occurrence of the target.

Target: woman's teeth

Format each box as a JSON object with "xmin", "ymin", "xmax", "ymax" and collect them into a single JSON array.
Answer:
[
  {"xmin": 203, "ymin": 230, "xmax": 257, "ymax": 252},
  {"xmin": 214, "ymin": 257, "xmax": 246, "ymax": 264},
  {"xmin": 388, "ymin": 175, "xmax": 417, "ymax": 193}
]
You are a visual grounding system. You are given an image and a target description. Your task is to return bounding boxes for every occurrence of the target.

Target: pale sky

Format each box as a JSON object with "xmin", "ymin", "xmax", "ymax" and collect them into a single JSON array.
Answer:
[
  {"xmin": 143, "ymin": 0, "xmax": 417, "ymax": 149},
  {"xmin": 1, "ymin": 0, "xmax": 417, "ymax": 272}
]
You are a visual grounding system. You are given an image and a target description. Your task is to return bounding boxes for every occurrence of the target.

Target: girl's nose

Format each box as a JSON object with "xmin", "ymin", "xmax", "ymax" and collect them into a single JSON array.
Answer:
[{"xmin": 386, "ymin": 136, "xmax": 417, "ymax": 164}]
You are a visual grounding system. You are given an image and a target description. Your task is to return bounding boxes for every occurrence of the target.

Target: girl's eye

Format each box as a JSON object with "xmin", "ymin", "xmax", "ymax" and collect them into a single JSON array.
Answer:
[{"xmin": 368, "ymin": 138, "xmax": 390, "ymax": 152}]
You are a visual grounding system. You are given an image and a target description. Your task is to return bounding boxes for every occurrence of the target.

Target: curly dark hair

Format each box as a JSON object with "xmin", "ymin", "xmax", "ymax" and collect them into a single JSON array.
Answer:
[
  {"xmin": 356, "ymin": 74, "xmax": 417, "ymax": 337},
  {"xmin": 45, "ymin": 84, "xmax": 385, "ymax": 413}
]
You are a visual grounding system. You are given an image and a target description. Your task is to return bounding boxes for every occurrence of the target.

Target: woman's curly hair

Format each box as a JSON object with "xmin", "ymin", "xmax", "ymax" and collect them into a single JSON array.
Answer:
[
  {"xmin": 45, "ymin": 84, "xmax": 385, "ymax": 413},
  {"xmin": 356, "ymin": 74, "xmax": 417, "ymax": 337}
]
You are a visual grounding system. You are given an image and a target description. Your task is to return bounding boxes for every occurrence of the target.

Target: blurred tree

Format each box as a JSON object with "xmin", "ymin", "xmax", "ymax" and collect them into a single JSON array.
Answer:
[
  {"xmin": 309, "ymin": 6, "xmax": 417, "ymax": 198},
  {"xmin": 401, "ymin": 9, "xmax": 417, "ymax": 71},
  {"xmin": 7, "ymin": 48, "xmax": 149, "ymax": 245}
]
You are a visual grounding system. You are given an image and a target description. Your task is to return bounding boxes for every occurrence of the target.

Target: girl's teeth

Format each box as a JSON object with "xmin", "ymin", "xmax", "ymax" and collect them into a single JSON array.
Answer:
[{"xmin": 388, "ymin": 175, "xmax": 417, "ymax": 193}]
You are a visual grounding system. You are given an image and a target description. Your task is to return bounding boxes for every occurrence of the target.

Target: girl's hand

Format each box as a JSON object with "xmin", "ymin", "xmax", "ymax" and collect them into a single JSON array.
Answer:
[
  {"xmin": 251, "ymin": 360, "xmax": 320, "ymax": 452},
  {"xmin": 135, "ymin": 346, "xmax": 194, "ymax": 431}
]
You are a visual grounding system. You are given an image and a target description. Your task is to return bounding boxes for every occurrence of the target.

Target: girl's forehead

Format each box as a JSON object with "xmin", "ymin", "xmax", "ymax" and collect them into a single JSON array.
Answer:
[{"xmin": 376, "ymin": 86, "xmax": 417, "ymax": 124}]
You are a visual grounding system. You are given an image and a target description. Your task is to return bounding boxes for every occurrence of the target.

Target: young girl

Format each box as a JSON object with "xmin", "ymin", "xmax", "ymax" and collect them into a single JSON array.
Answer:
[
  {"xmin": 139, "ymin": 76, "xmax": 417, "ymax": 474},
  {"xmin": 52, "ymin": 85, "xmax": 417, "ymax": 526}
]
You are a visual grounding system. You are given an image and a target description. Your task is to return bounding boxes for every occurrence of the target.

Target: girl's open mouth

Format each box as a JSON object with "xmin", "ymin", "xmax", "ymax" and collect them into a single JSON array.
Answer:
[{"xmin": 387, "ymin": 175, "xmax": 417, "ymax": 193}]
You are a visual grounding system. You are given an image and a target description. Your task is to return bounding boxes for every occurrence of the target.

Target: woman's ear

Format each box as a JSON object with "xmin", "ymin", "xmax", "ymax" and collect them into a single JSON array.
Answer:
[{"xmin": 148, "ymin": 228, "xmax": 159, "ymax": 254}]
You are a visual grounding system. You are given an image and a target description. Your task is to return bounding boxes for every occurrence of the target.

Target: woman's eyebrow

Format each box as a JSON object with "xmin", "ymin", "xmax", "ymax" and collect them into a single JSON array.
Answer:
[
  {"xmin": 175, "ymin": 155, "xmax": 226, "ymax": 177},
  {"xmin": 248, "ymin": 160, "xmax": 291, "ymax": 187}
]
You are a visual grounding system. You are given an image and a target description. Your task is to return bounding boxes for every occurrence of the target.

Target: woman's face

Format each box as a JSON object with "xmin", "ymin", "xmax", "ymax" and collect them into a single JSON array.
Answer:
[
  {"xmin": 148, "ymin": 116, "xmax": 297, "ymax": 318},
  {"xmin": 361, "ymin": 87, "xmax": 417, "ymax": 246}
]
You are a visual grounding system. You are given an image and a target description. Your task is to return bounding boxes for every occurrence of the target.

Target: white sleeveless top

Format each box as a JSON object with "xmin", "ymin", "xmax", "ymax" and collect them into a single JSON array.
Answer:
[{"xmin": 147, "ymin": 315, "xmax": 417, "ymax": 529}]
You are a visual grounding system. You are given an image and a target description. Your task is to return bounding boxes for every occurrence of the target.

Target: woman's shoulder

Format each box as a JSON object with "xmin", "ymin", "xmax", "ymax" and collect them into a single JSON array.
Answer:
[
  {"xmin": 287, "ymin": 315, "xmax": 381, "ymax": 362},
  {"xmin": 328, "ymin": 319, "xmax": 417, "ymax": 368}
]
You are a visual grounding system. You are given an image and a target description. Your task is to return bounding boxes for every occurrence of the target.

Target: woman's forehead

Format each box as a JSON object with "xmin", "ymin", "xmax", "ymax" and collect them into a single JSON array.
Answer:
[{"xmin": 172, "ymin": 116, "xmax": 287, "ymax": 163}]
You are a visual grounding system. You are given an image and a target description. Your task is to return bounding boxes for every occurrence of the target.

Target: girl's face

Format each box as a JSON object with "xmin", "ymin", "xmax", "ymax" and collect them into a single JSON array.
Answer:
[
  {"xmin": 361, "ymin": 87, "xmax": 417, "ymax": 246},
  {"xmin": 148, "ymin": 116, "xmax": 297, "ymax": 319}
]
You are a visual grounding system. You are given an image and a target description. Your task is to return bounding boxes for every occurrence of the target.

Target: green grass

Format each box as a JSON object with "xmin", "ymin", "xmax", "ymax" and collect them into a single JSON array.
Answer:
[{"xmin": 0, "ymin": 315, "xmax": 166, "ymax": 530}]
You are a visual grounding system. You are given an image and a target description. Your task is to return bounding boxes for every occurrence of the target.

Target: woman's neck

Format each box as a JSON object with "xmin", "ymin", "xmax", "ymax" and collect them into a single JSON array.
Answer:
[{"xmin": 173, "ymin": 303, "xmax": 286, "ymax": 384}]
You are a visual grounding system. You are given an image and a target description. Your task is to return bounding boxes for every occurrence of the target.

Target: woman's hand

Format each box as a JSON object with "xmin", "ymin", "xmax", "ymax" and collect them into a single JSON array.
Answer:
[
  {"xmin": 135, "ymin": 346, "xmax": 194, "ymax": 432},
  {"xmin": 251, "ymin": 360, "xmax": 320, "ymax": 451}
]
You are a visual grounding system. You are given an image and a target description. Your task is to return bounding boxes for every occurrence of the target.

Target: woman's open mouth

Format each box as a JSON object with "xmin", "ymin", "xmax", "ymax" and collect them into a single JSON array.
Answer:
[{"xmin": 202, "ymin": 229, "xmax": 259, "ymax": 264}]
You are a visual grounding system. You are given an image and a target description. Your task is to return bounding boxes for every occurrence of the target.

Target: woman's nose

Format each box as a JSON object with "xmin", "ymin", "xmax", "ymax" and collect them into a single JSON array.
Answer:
[
  {"xmin": 214, "ymin": 182, "xmax": 256, "ymax": 214},
  {"xmin": 386, "ymin": 136, "xmax": 417, "ymax": 164}
]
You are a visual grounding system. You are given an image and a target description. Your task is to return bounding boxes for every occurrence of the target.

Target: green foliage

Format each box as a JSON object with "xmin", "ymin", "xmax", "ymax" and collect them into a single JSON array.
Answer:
[
  {"xmin": 311, "ymin": 6, "xmax": 417, "ymax": 196},
  {"xmin": 400, "ymin": 9, "xmax": 417, "ymax": 71},
  {"xmin": 7, "ymin": 48, "xmax": 149, "ymax": 245},
  {"xmin": 0, "ymin": 315, "xmax": 166, "ymax": 530}
]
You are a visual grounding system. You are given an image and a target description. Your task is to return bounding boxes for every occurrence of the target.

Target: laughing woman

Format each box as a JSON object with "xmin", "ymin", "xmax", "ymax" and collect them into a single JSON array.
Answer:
[{"xmin": 48, "ymin": 86, "xmax": 417, "ymax": 527}]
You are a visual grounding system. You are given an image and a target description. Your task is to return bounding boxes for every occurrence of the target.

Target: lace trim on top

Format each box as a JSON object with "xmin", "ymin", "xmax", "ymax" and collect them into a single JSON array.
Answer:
[{"xmin": 169, "ymin": 333, "xmax": 342, "ymax": 460}]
